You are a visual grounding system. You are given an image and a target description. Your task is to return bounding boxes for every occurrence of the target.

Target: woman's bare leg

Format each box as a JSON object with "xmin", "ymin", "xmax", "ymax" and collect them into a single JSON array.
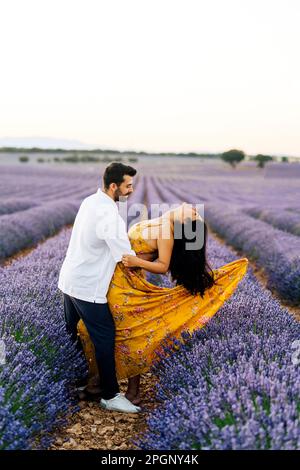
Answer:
[{"xmin": 125, "ymin": 375, "xmax": 141, "ymax": 405}]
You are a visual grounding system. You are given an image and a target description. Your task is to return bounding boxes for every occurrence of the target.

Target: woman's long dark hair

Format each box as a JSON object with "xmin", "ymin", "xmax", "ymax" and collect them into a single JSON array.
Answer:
[{"xmin": 169, "ymin": 218, "xmax": 216, "ymax": 297}]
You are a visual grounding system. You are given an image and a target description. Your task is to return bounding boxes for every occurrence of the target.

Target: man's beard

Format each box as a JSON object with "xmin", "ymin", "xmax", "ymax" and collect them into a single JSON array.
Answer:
[{"xmin": 114, "ymin": 188, "xmax": 129, "ymax": 202}]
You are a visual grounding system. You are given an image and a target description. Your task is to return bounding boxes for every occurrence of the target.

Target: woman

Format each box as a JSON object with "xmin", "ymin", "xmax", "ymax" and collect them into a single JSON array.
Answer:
[{"xmin": 77, "ymin": 203, "xmax": 248, "ymax": 405}]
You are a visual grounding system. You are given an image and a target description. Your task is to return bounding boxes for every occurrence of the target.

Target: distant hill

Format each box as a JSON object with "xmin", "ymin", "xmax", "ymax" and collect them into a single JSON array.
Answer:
[
  {"xmin": 0, "ymin": 137, "xmax": 220, "ymax": 157},
  {"xmin": 0, "ymin": 136, "xmax": 96, "ymax": 150}
]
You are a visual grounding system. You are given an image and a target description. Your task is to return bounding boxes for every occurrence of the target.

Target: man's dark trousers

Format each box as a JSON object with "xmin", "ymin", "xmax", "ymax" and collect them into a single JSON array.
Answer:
[{"xmin": 63, "ymin": 293, "xmax": 120, "ymax": 400}]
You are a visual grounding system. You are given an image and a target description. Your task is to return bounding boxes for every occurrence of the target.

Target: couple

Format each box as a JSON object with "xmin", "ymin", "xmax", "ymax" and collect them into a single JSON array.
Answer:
[{"xmin": 58, "ymin": 162, "xmax": 248, "ymax": 413}]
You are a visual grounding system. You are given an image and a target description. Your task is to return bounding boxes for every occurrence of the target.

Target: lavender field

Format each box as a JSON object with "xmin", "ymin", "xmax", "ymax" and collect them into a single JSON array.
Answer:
[
  {"xmin": 137, "ymin": 236, "xmax": 300, "ymax": 450},
  {"xmin": 0, "ymin": 166, "xmax": 103, "ymax": 261},
  {"xmin": 0, "ymin": 158, "xmax": 299, "ymax": 449}
]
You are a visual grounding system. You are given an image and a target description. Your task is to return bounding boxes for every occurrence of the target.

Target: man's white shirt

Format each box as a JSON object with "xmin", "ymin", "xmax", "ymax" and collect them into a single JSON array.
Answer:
[{"xmin": 58, "ymin": 189, "xmax": 136, "ymax": 303}]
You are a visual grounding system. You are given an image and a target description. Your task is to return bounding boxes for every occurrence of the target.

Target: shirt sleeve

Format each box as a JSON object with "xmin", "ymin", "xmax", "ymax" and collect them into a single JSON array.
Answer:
[{"xmin": 95, "ymin": 208, "xmax": 136, "ymax": 262}]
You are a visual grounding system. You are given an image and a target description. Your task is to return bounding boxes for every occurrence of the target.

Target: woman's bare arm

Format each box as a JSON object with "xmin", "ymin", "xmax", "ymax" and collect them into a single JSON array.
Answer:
[
  {"xmin": 135, "ymin": 252, "xmax": 157, "ymax": 262},
  {"xmin": 122, "ymin": 234, "xmax": 174, "ymax": 274}
]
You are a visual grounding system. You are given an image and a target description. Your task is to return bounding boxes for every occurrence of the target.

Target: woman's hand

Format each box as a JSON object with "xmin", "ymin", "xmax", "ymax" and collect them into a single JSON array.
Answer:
[{"xmin": 121, "ymin": 254, "xmax": 141, "ymax": 268}]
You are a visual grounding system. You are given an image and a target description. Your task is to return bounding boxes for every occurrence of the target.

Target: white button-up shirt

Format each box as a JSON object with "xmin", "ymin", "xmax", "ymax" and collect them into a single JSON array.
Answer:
[{"xmin": 58, "ymin": 188, "xmax": 136, "ymax": 303}]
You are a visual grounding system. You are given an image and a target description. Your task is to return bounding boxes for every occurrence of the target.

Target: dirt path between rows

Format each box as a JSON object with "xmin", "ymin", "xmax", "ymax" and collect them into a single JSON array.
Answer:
[{"xmin": 49, "ymin": 373, "xmax": 158, "ymax": 450}]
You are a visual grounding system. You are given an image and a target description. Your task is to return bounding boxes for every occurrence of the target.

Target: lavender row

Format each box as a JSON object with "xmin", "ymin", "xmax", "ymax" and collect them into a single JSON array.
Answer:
[
  {"xmin": 0, "ymin": 228, "xmax": 87, "ymax": 449},
  {"xmin": 204, "ymin": 203, "xmax": 300, "ymax": 305},
  {"xmin": 0, "ymin": 199, "xmax": 81, "ymax": 261},
  {"xmin": 287, "ymin": 207, "xmax": 300, "ymax": 215},
  {"xmin": 135, "ymin": 229, "xmax": 300, "ymax": 449},
  {"xmin": 244, "ymin": 207, "xmax": 300, "ymax": 237},
  {"xmin": 137, "ymin": 160, "xmax": 300, "ymax": 180},
  {"xmin": 0, "ymin": 198, "xmax": 38, "ymax": 216},
  {"xmin": 155, "ymin": 172, "xmax": 300, "ymax": 211},
  {"xmin": 0, "ymin": 174, "xmax": 144, "ymax": 261},
  {"xmin": 0, "ymin": 164, "xmax": 100, "ymax": 203}
]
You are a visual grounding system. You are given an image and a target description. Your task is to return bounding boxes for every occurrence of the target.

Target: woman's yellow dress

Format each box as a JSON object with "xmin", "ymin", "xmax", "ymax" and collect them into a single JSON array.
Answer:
[{"xmin": 77, "ymin": 222, "xmax": 249, "ymax": 380}]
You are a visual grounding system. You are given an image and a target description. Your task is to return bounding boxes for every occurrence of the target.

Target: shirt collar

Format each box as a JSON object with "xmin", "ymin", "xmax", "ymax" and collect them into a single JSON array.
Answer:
[{"xmin": 97, "ymin": 188, "xmax": 118, "ymax": 208}]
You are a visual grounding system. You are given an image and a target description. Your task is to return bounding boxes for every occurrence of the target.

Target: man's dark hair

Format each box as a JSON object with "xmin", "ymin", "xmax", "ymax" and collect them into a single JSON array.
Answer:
[{"xmin": 103, "ymin": 162, "xmax": 137, "ymax": 190}]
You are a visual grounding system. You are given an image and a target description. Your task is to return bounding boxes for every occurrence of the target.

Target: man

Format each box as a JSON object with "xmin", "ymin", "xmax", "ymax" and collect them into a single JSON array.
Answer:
[{"xmin": 58, "ymin": 162, "xmax": 140, "ymax": 413}]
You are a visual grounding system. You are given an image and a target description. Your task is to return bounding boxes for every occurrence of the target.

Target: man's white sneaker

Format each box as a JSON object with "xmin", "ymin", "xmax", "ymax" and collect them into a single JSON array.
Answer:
[{"xmin": 100, "ymin": 392, "xmax": 141, "ymax": 413}]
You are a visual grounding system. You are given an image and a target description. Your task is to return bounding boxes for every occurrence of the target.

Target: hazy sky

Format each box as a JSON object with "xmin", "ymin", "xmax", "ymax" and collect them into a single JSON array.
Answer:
[{"xmin": 0, "ymin": 0, "xmax": 299, "ymax": 155}]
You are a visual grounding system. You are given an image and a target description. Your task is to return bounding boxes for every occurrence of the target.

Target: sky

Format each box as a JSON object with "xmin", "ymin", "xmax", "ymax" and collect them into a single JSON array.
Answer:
[{"xmin": 0, "ymin": 0, "xmax": 299, "ymax": 156}]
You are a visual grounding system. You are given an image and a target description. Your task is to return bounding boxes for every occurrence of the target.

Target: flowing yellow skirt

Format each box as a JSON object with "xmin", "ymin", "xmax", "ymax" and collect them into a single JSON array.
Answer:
[{"xmin": 77, "ymin": 257, "xmax": 248, "ymax": 380}]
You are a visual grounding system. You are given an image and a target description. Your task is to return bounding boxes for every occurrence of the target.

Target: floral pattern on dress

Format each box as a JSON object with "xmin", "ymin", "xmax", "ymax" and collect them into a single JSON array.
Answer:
[{"xmin": 77, "ymin": 221, "xmax": 249, "ymax": 380}]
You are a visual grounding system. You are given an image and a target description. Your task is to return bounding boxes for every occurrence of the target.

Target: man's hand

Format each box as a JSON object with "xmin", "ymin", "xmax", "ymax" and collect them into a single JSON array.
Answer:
[
  {"xmin": 121, "ymin": 254, "xmax": 141, "ymax": 268},
  {"xmin": 137, "ymin": 252, "xmax": 157, "ymax": 262}
]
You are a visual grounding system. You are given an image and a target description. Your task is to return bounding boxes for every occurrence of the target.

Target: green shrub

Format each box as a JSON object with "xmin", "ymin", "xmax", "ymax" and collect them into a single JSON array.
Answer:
[{"xmin": 19, "ymin": 155, "xmax": 29, "ymax": 163}]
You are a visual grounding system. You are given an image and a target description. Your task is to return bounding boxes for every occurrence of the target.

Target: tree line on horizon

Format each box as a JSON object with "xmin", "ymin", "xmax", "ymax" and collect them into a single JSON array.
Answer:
[{"xmin": 0, "ymin": 146, "xmax": 294, "ymax": 168}]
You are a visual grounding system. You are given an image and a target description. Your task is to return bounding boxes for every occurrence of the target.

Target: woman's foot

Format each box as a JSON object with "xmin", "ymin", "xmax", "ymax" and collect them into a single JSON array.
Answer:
[
  {"xmin": 126, "ymin": 374, "xmax": 141, "ymax": 405},
  {"xmin": 125, "ymin": 392, "xmax": 141, "ymax": 405}
]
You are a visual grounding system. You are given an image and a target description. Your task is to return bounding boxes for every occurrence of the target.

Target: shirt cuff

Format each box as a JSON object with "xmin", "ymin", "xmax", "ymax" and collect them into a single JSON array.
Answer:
[{"xmin": 114, "ymin": 249, "xmax": 136, "ymax": 263}]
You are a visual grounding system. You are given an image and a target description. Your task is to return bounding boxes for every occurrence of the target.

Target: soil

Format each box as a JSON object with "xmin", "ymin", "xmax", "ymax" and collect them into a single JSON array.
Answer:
[{"xmin": 49, "ymin": 373, "xmax": 159, "ymax": 450}]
